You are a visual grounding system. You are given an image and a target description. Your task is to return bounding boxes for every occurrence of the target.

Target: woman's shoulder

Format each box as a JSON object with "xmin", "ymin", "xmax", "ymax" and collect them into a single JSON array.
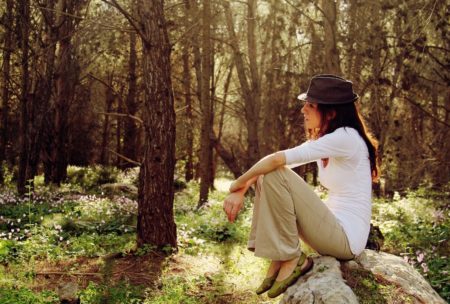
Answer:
[
  {"xmin": 329, "ymin": 127, "xmax": 359, "ymax": 139},
  {"xmin": 322, "ymin": 127, "xmax": 361, "ymax": 151}
]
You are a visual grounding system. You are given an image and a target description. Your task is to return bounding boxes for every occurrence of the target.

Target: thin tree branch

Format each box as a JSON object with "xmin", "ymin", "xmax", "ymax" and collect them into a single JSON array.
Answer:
[
  {"xmin": 87, "ymin": 73, "xmax": 128, "ymax": 108},
  {"xmin": 284, "ymin": 0, "xmax": 321, "ymax": 25},
  {"xmin": 32, "ymin": 4, "xmax": 85, "ymax": 20},
  {"xmin": 312, "ymin": 2, "xmax": 327, "ymax": 21},
  {"xmin": 100, "ymin": 0, "xmax": 147, "ymax": 43},
  {"xmin": 108, "ymin": 148, "xmax": 141, "ymax": 166},
  {"xmin": 171, "ymin": 20, "xmax": 201, "ymax": 47},
  {"xmin": 36, "ymin": 272, "xmax": 101, "ymax": 276},
  {"xmin": 175, "ymin": 105, "xmax": 189, "ymax": 113},
  {"xmin": 96, "ymin": 111, "xmax": 143, "ymax": 125},
  {"xmin": 401, "ymin": 94, "xmax": 450, "ymax": 128},
  {"xmin": 422, "ymin": 46, "xmax": 448, "ymax": 69}
]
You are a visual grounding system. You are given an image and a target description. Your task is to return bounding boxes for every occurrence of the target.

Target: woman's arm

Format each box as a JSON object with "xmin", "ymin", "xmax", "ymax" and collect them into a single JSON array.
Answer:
[
  {"xmin": 223, "ymin": 175, "xmax": 258, "ymax": 223},
  {"xmin": 229, "ymin": 151, "xmax": 286, "ymax": 192},
  {"xmin": 223, "ymin": 151, "xmax": 286, "ymax": 223}
]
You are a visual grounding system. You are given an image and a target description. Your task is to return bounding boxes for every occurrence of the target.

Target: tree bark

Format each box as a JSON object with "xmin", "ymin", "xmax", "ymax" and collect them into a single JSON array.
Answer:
[
  {"xmin": 261, "ymin": 1, "xmax": 277, "ymax": 156},
  {"xmin": 38, "ymin": 0, "xmax": 87, "ymax": 185},
  {"xmin": 246, "ymin": 0, "xmax": 261, "ymax": 167},
  {"xmin": 198, "ymin": 0, "xmax": 214, "ymax": 207},
  {"xmin": 100, "ymin": 82, "xmax": 114, "ymax": 165},
  {"xmin": 187, "ymin": 0, "xmax": 202, "ymax": 180},
  {"xmin": 116, "ymin": 88, "xmax": 123, "ymax": 167},
  {"xmin": 0, "ymin": 0, "xmax": 14, "ymax": 185},
  {"xmin": 182, "ymin": 0, "xmax": 194, "ymax": 182},
  {"xmin": 182, "ymin": 40, "xmax": 194, "ymax": 182},
  {"xmin": 136, "ymin": 0, "xmax": 177, "ymax": 248},
  {"xmin": 52, "ymin": 33, "xmax": 72, "ymax": 183},
  {"xmin": 39, "ymin": 0, "xmax": 60, "ymax": 185},
  {"xmin": 123, "ymin": 30, "xmax": 139, "ymax": 168},
  {"xmin": 347, "ymin": 0, "xmax": 363, "ymax": 91},
  {"xmin": 321, "ymin": 0, "xmax": 342, "ymax": 74},
  {"xmin": 17, "ymin": 0, "xmax": 31, "ymax": 195},
  {"xmin": 223, "ymin": 1, "xmax": 261, "ymax": 169}
]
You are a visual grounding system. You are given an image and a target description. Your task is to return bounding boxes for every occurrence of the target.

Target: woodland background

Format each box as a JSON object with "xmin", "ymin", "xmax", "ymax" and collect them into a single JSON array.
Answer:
[
  {"xmin": 0, "ymin": 0, "xmax": 449, "ymax": 303},
  {"xmin": 1, "ymin": 0, "xmax": 448, "ymax": 197}
]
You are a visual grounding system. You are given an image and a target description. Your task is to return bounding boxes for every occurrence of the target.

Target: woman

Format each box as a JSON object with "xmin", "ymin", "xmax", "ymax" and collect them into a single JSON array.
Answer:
[{"xmin": 223, "ymin": 74, "xmax": 379, "ymax": 298}]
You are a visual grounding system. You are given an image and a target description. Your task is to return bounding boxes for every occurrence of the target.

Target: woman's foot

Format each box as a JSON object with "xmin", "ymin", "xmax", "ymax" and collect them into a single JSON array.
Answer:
[
  {"xmin": 255, "ymin": 260, "xmax": 281, "ymax": 295},
  {"xmin": 266, "ymin": 260, "xmax": 282, "ymax": 278},
  {"xmin": 267, "ymin": 253, "xmax": 314, "ymax": 298},
  {"xmin": 276, "ymin": 256, "xmax": 303, "ymax": 281}
]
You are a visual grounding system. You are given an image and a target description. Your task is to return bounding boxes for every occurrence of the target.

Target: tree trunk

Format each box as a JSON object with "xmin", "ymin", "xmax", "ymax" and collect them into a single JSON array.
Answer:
[
  {"xmin": 17, "ymin": 0, "xmax": 31, "ymax": 195},
  {"xmin": 116, "ymin": 90, "xmax": 123, "ymax": 167},
  {"xmin": 182, "ymin": 0, "xmax": 195, "ymax": 182},
  {"xmin": 186, "ymin": 0, "xmax": 202, "ymax": 180},
  {"xmin": 223, "ymin": 1, "xmax": 261, "ymax": 169},
  {"xmin": 212, "ymin": 133, "xmax": 242, "ymax": 179},
  {"xmin": 39, "ymin": 0, "xmax": 87, "ymax": 185},
  {"xmin": 182, "ymin": 40, "xmax": 194, "ymax": 182},
  {"xmin": 246, "ymin": 0, "xmax": 261, "ymax": 167},
  {"xmin": 261, "ymin": 0, "xmax": 279, "ymax": 156},
  {"xmin": 346, "ymin": 0, "xmax": 358, "ymax": 85},
  {"xmin": 136, "ymin": 0, "xmax": 177, "ymax": 249},
  {"xmin": 39, "ymin": 1, "xmax": 59, "ymax": 185},
  {"xmin": 0, "ymin": 0, "xmax": 14, "ymax": 185},
  {"xmin": 123, "ymin": 31, "xmax": 139, "ymax": 168},
  {"xmin": 52, "ymin": 35, "xmax": 73, "ymax": 184},
  {"xmin": 214, "ymin": 64, "xmax": 233, "ymax": 176},
  {"xmin": 100, "ymin": 83, "xmax": 114, "ymax": 165},
  {"xmin": 321, "ymin": 0, "xmax": 342, "ymax": 74},
  {"xmin": 306, "ymin": 20, "xmax": 324, "ymax": 74},
  {"xmin": 198, "ymin": 0, "xmax": 214, "ymax": 207}
]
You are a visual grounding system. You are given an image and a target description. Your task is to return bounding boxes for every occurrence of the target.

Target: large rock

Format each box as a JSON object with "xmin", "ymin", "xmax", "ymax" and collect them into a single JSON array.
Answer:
[
  {"xmin": 280, "ymin": 256, "xmax": 358, "ymax": 304},
  {"xmin": 355, "ymin": 250, "xmax": 446, "ymax": 304},
  {"xmin": 279, "ymin": 250, "xmax": 446, "ymax": 304}
]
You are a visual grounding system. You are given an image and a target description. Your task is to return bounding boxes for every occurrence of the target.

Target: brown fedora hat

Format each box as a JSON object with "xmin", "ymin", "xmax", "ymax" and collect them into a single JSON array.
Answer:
[{"xmin": 298, "ymin": 74, "xmax": 359, "ymax": 104}]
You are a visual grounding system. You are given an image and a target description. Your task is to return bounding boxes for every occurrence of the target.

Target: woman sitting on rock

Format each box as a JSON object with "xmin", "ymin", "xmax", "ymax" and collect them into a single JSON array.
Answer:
[{"xmin": 223, "ymin": 74, "xmax": 380, "ymax": 298}]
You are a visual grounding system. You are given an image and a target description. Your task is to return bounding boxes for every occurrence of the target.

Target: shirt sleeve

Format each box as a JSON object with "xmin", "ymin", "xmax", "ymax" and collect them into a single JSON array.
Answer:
[{"xmin": 283, "ymin": 127, "xmax": 358, "ymax": 166}]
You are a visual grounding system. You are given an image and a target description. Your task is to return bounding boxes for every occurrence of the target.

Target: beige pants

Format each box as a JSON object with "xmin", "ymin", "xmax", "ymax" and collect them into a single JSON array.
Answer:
[{"xmin": 247, "ymin": 166, "xmax": 354, "ymax": 261}]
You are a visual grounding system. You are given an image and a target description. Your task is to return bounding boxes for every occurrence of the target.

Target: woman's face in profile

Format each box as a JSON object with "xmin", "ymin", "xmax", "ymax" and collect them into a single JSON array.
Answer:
[{"xmin": 301, "ymin": 101, "xmax": 321, "ymax": 129}]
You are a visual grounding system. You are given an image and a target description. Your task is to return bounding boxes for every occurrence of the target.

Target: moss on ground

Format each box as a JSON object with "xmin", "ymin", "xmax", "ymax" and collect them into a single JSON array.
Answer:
[{"xmin": 341, "ymin": 262, "xmax": 416, "ymax": 304}]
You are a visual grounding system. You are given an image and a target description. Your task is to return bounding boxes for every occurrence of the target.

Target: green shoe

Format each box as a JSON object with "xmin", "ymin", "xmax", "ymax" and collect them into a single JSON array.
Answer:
[
  {"xmin": 256, "ymin": 272, "xmax": 278, "ymax": 295},
  {"xmin": 267, "ymin": 253, "xmax": 314, "ymax": 298}
]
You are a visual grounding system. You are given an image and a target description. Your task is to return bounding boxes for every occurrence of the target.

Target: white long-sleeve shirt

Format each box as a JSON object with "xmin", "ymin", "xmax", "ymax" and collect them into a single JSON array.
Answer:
[{"xmin": 283, "ymin": 127, "xmax": 372, "ymax": 255}]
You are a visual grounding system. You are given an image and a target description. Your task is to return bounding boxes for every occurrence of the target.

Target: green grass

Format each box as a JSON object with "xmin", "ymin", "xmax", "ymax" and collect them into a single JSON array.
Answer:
[
  {"xmin": 0, "ymin": 287, "xmax": 58, "ymax": 304},
  {"xmin": 0, "ymin": 167, "xmax": 448, "ymax": 303}
]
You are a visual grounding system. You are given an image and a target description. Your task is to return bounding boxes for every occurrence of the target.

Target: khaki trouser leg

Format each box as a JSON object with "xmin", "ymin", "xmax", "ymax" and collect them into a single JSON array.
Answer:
[{"xmin": 248, "ymin": 167, "xmax": 354, "ymax": 261}]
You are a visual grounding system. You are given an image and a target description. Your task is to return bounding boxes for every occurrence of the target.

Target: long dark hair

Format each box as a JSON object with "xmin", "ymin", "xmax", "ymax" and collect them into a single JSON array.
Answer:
[{"xmin": 309, "ymin": 102, "xmax": 380, "ymax": 182}]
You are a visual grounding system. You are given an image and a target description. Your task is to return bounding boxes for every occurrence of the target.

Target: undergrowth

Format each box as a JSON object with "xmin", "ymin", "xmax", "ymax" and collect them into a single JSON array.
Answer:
[
  {"xmin": 372, "ymin": 186, "xmax": 450, "ymax": 301},
  {"xmin": 0, "ymin": 166, "xmax": 448, "ymax": 303}
]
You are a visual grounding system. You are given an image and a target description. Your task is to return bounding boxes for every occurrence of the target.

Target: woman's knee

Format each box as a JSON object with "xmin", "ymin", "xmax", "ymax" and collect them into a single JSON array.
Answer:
[
  {"xmin": 263, "ymin": 167, "xmax": 287, "ymax": 185},
  {"xmin": 264, "ymin": 166, "xmax": 303, "ymax": 185}
]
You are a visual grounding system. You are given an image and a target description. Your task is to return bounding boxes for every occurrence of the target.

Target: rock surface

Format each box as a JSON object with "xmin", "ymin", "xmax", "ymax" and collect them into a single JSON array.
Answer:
[
  {"xmin": 280, "ymin": 256, "xmax": 358, "ymax": 304},
  {"xmin": 279, "ymin": 250, "xmax": 446, "ymax": 304},
  {"xmin": 355, "ymin": 250, "xmax": 446, "ymax": 304},
  {"xmin": 57, "ymin": 281, "xmax": 79, "ymax": 304}
]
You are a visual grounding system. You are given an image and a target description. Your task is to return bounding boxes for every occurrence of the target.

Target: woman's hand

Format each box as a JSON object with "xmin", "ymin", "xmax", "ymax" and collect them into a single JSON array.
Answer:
[
  {"xmin": 229, "ymin": 178, "xmax": 246, "ymax": 193},
  {"xmin": 223, "ymin": 191, "xmax": 245, "ymax": 223}
]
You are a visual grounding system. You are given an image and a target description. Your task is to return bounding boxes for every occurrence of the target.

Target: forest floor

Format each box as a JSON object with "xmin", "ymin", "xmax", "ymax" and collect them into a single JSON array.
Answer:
[{"xmin": 0, "ymin": 166, "xmax": 448, "ymax": 303}]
